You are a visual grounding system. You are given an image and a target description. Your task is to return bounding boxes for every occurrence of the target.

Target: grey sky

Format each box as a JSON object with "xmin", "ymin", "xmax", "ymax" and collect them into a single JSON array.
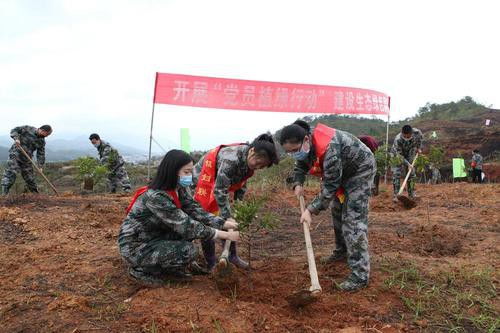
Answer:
[{"xmin": 1, "ymin": 0, "xmax": 499, "ymax": 153}]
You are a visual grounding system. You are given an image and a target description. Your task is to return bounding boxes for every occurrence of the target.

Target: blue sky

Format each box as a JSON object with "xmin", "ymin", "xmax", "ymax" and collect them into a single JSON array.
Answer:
[{"xmin": 1, "ymin": 0, "xmax": 499, "ymax": 152}]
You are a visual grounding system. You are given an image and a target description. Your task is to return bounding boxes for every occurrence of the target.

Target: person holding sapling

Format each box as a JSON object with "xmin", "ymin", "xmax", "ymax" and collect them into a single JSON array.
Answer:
[
  {"xmin": 192, "ymin": 133, "xmax": 279, "ymax": 271},
  {"xmin": 118, "ymin": 150, "xmax": 239, "ymax": 287},
  {"xmin": 89, "ymin": 133, "xmax": 131, "ymax": 193}
]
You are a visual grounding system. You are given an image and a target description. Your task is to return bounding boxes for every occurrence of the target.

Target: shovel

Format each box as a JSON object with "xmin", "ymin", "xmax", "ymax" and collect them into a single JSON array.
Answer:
[
  {"xmin": 16, "ymin": 143, "xmax": 59, "ymax": 195},
  {"xmin": 396, "ymin": 153, "xmax": 418, "ymax": 209},
  {"xmin": 286, "ymin": 195, "xmax": 322, "ymax": 308},
  {"xmin": 213, "ymin": 230, "xmax": 239, "ymax": 291}
]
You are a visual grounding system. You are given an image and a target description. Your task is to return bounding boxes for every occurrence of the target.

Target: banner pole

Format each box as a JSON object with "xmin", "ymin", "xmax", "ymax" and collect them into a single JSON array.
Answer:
[
  {"xmin": 384, "ymin": 98, "xmax": 391, "ymax": 184},
  {"xmin": 148, "ymin": 73, "xmax": 159, "ymax": 181}
]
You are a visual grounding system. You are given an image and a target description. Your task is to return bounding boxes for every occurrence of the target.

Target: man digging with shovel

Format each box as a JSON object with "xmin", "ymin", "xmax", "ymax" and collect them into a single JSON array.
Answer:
[
  {"xmin": 279, "ymin": 120, "xmax": 376, "ymax": 292},
  {"xmin": 391, "ymin": 125, "xmax": 423, "ymax": 202},
  {"xmin": 1, "ymin": 125, "xmax": 52, "ymax": 195}
]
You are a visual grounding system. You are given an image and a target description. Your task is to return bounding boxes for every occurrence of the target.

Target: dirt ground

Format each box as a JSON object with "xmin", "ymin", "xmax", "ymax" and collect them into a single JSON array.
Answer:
[{"xmin": 0, "ymin": 183, "xmax": 498, "ymax": 333}]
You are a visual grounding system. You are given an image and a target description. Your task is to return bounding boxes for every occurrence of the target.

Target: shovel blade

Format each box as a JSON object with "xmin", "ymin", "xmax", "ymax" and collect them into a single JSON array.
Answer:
[
  {"xmin": 213, "ymin": 258, "xmax": 239, "ymax": 293},
  {"xmin": 286, "ymin": 289, "xmax": 320, "ymax": 308},
  {"xmin": 397, "ymin": 194, "xmax": 417, "ymax": 209}
]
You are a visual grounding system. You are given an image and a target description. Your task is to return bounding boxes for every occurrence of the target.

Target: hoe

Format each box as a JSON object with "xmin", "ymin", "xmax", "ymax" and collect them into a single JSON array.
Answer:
[
  {"xmin": 286, "ymin": 195, "xmax": 321, "ymax": 307},
  {"xmin": 396, "ymin": 153, "xmax": 419, "ymax": 209}
]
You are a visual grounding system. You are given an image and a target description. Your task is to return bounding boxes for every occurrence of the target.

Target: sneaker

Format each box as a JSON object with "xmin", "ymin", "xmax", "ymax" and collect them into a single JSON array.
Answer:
[
  {"xmin": 320, "ymin": 249, "xmax": 347, "ymax": 264},
  {"xmin": 228, "ymin": 255, "xmax": 250, "ymax": 270},
  {"xmin": 337, "ymin": 275, "xmax": 368, "ymax": 291},
  {"xmin": 189, "ymin": 261, "xmax": 210, "ymax": 275}
]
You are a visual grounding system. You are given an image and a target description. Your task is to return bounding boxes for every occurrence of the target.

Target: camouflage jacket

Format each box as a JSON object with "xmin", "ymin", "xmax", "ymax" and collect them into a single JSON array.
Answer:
[
  {"xmin": 292, "ymin": 129, "xmax": 375, "ymax": 214},
  {"xmin": 471, "ymin": 153, "xmax": 483, "ymax": 170},
  {"xmin": 118, "ymin": 187, "xmax": 225, "ymax": 250},
  {"xmin": 9, "ymin": 125, "xmax": 46, "ymax": 166},
  {"xmin": 391, "ymin": 128, "xmax": 423, "ymax": 162},
  {"xmin": 97, "ymin": 141, "xmax": 125, "ymax": 170},
  {"xmin": 193, "ymin": 145, "xmax": 250, "ymax": 219}
]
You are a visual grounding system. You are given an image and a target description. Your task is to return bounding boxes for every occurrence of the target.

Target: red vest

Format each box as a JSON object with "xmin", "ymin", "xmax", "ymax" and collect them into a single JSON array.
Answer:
[
  {"xmin": 308, "ymin": 123, "xmax": 336, "ymax": 177},
  {"xmin": 126, "ymin": 186, "xmax": 180, "ymax": 214},
  {"xmin": 194, "ymin": 144, "xmax": 254, "ymax": 213},
  {"xmin": 307, "ymin": 123, "xmax": 345, "ymax": 203}
]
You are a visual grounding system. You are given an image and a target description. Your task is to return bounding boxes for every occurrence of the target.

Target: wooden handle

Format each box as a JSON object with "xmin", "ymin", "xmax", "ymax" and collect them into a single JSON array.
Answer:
[
  {"xmin": 219, "ymin": 229, "xmax": 233, "ymax": 262},
  {"xmin": 299, "ymin": 196, "xmax": 322, "ymax": 293},
  {"xmin": 17, "ymin": 143, "xmax": 59, "ymax": 195},
  {"xmin": 397, "ymin": 153, "xmax": 419, "ymax": 196}
]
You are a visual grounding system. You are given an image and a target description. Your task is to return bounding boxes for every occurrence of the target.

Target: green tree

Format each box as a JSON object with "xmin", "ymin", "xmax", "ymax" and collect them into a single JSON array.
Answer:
[
  {"xmin": 374, "ymin": 144, "xmax": 390, "ymax": 176},
  {"xmin": 74, "ymin": 157, "xmax": 108, "ymax": 191},
  {"xmin": 233, "ymin": 195, "xmax": 278, "ymax": 271},
  {"xmin": 428, "ymin": 145, "xmax": 445, "ymax": 167}
]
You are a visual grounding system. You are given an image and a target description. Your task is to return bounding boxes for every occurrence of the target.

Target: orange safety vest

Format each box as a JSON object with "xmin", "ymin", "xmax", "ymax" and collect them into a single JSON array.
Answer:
[
  {"xmin": 126, "ymin": 186, "xmax": 181, "ymax": 214},
  {"xmin": 307, "ymin": 123, "xmax": 345, "ymax": 203},
  {"xmin": 194, "ymin": 144, "xmax": 254, "ymax": 213}
]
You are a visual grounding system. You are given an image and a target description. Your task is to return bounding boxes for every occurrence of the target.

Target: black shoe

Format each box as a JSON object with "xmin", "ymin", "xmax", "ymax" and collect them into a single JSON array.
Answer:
[{"xmin": 336, "ymin": 274, "xmax": 368, "ymax": 291}]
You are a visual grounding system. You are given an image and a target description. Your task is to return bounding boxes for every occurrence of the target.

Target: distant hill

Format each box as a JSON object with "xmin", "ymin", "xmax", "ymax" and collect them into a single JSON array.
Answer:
[{"xmin": 277, "ymin": 96, "xmax": 500, "ymax": 161}]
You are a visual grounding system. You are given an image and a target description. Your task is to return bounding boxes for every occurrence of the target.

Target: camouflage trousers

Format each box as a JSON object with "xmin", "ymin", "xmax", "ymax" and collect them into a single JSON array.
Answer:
[
  {"xmin": 120, "ymin": 239, "xmax": 197, "ymax": 284},
  {"xmin": 331, "ymin": 163, "xmax": 375, "ymax": 283},
  {"xmin": 392, "ymin": 163, "xmax": 416, "ymax": 196},
  {"xmin": 1, "ymin": 155, "xmax": 38, "ymax": 192},
  {"xmin": 108, "ymin": 164, "xmax": 131, "ymax": 192},
  {"xmin": 430, "ymin": 168, "xmax": 441, "ymax": 184}
]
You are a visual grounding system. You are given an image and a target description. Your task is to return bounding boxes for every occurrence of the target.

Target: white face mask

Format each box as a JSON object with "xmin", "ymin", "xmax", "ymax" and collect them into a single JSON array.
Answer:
[{"xmin": 93, "ymin": 143, "xmax": 99, "ymax": 148}]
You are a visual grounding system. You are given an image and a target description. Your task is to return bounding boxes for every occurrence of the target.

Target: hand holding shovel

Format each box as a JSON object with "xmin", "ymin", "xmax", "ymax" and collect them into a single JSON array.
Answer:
[{"xmin": 213, "ymin": 220, "xmax": 240, "ymax": 291}]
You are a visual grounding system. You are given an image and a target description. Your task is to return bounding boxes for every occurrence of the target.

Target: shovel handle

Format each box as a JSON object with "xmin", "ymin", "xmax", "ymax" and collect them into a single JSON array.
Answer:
[
  {"xmin": 298, "ymin": 195, "xmax": 322, "ymax": 293},
  {"xmin": 219, "ymin": 229, "xmax": 233, "ymax": 262},
  {"xmin": 397, "ymin": 153, "xmax": 419, "ymax": 196},
  {"xmin": 16, "ymin": 143, "xmax": 59, "ymax": 195}
]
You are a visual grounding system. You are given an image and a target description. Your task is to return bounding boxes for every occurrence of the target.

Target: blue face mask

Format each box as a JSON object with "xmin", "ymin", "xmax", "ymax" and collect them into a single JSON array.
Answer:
[
  {"xmin": 178, "ymin": 175, "xmax": 193, "ymax": 187},
  {"xmin": 291, "ymin": 138, "xmax": 310, "ymax": 160},
  {"xmin": 292, "ymin": 151, "xmax": 309, "ymax": 161}
]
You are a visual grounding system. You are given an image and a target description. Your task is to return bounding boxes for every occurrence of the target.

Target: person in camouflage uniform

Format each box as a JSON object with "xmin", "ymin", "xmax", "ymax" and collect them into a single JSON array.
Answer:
[
  {"xmin": 192, "ymin": 134, "xmax": 279, "ymax": 271},
  {"xmin": 391, "ymin": 125, "xmax": 423, "ymax": 200},
  {"xmin": 429, "ymin": 163, "xmax": 442, "ymax": 184},
  {"xmin": 471, "ymin": 149, "xmax": 483, "ymax": 183},
  {"xmin": 118, "ymin": 150, "xmax": 239, "ymax": 287},
  {"xmin": 89, "ymin": 133, "xmax": 131, "ymax": 193},
  {"xmin": 1, "ymin": 125, "xmax": 52, "ymax": 195},
  {"xmin": 280, "ymin": 120, "xmax": 376, "ymax": 291}
]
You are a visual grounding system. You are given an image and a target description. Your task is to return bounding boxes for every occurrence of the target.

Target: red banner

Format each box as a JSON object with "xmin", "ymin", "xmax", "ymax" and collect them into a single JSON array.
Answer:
[{"xmin": 154, "ymin": 73, "xmax": 389, "ymax": 115}]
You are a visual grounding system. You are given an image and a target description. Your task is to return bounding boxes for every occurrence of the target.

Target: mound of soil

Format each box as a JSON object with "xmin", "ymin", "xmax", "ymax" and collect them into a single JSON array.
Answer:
[{"xmin": 412, "ymin": 224, "xmax": 464, "ymax": 256}]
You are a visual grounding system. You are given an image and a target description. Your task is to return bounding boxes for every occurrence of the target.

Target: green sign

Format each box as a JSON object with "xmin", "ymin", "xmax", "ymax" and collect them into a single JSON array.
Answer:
[
  {"xmin": 452, "ymin": 158, "xmax": 466, "ymax": 178},
  {"xmin": 180, "ymin": 128, "xmax": 191, "ymax": 153}
]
